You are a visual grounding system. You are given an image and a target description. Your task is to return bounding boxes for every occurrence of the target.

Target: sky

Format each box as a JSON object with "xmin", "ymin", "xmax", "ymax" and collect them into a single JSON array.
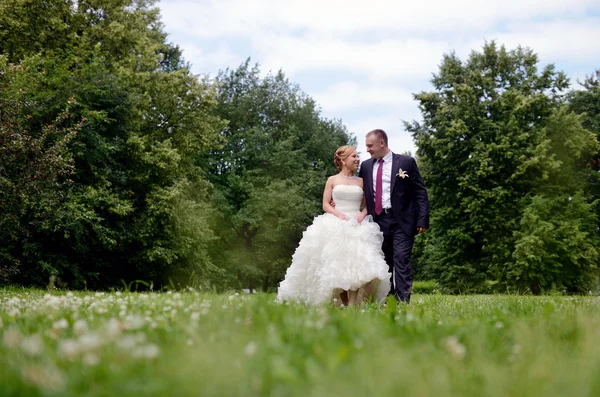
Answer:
[{"xmin": 157, "ymin": 0, "xmax": 600, "ymax": 159}]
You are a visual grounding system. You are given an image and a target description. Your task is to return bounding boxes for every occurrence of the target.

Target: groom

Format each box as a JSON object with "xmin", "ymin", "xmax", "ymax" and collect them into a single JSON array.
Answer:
[{"xmin": 358, "ymin": 129, "xmax": 429, "ymax": 303}]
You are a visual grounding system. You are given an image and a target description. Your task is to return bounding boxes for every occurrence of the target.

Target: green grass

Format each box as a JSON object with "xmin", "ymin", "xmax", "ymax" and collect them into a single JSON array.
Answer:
[{"xmin": 1, "ymin": 289, "xmax": 600, "ymax": 396}]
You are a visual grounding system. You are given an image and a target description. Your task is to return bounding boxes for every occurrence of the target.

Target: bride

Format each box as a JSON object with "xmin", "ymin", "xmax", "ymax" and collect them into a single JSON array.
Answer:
[{"xmin": 277, "ymin": 145, "xmax": 390, "ymax": 306}]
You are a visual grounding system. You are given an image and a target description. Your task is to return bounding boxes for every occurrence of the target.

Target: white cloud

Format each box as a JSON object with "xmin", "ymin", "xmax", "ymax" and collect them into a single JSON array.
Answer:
[
  {"xmin": 175, "ymin": 43, "xmax": 245, "ymax": 76},
  {"xmin": 311, "ymin": 80, "xmax": 415, "ymax": 112},
  {"xmin": 475, "ymin": 18, "xmax": 600, "ymax": 63},
  {"xmin": 158, "ymin": 0, "xmax": 600, "ymax": 158},
  {"xmin": 160, "ymin": 0, "xmax": 597, "ymax": 38}
]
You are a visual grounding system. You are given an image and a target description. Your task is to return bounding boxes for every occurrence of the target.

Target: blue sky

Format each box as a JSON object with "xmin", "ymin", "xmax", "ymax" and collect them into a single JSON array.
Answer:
[{"xmin": 157, "ymin": 0, "xmax": 600, "ymax": 159}]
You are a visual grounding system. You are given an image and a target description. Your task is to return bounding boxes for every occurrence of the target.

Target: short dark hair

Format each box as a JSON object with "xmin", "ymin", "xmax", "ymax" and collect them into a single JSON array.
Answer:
[{"xmin": 366, "ymin": 129, "xmax": 388, "ymax": 146}]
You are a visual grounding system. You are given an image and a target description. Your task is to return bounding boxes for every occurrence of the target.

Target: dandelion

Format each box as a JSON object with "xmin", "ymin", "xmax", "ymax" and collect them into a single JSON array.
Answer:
[
  {"xmin": 495, "ymin": 321, "xmax": 504, "ymax": 329},
  {"xmin": 244, "ymin": 342, "xmax": 257, "ymax": 356},
  {"xmin": 443, "ymin": 336, "xmax": 466, "ymax": 360}
]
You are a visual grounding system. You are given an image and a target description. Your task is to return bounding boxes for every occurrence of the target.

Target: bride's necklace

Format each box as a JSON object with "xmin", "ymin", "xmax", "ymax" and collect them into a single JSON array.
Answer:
[{"xmin": 340, "ymin": 173, "xmax": 357, "ymax": 179}]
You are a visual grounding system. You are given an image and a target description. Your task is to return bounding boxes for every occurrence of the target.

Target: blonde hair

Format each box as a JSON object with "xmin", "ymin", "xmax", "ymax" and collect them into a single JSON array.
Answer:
[{"xmin": 334, "ymin": 145, "xmax": 356, "ymax": 171}]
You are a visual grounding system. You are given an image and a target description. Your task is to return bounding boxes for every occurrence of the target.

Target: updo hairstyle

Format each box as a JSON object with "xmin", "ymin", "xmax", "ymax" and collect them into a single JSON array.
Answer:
[{"xmin": 333, "ymin": 145, "xmax": 356, "ymax": 171}]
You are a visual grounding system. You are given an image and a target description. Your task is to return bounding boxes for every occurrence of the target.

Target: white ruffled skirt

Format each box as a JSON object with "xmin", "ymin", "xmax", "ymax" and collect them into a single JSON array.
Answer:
[{"xmin": 277, "ymin": 213, "xmax": 391, "ymax": 305}]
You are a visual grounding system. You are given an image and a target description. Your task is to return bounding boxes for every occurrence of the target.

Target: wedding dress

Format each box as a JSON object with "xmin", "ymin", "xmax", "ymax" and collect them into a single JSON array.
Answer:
[{"xmin": 277, "ymin": 184, "xmax": 390, "ymax": 305}]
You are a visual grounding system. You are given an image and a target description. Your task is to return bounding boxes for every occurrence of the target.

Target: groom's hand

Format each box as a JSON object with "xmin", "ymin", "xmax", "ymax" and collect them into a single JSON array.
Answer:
[{"xmin": 417, "ymin": 226, "xmax": 428, "ymax": 234}]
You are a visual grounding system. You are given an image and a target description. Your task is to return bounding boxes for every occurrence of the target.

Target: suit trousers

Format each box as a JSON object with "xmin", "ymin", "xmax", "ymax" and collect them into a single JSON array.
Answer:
[{"xmin": 373, "ymin": 211, "xmax": 414, "ymax": 303}]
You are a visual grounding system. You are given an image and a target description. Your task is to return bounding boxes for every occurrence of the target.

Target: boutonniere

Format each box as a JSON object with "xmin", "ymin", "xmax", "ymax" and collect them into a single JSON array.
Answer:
[{"xmin": 396, "ymin": 169, "xmax": 409, "ymax": 179}]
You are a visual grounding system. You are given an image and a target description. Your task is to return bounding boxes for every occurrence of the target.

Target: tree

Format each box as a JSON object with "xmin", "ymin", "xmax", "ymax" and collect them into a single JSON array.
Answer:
[
  {"xmin": 203, "ymin": 60, "xmax": 354, "ymax": 291},
  {"xmin": 407, "ymin": 42, "xmax": 599, "ymax": 293},
  {"xmin": 0, "ymin": 0, "xmax": 224, "ymax": 288},
  {"xmin": 0, "ymin": 61, "xmax": 81, "ymax": 283}
]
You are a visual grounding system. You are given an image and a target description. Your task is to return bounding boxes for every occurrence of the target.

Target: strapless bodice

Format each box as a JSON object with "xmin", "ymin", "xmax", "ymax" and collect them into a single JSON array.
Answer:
[{"xmin": 332, "ymin": 184, "xmax": 363, "ymax": 215}]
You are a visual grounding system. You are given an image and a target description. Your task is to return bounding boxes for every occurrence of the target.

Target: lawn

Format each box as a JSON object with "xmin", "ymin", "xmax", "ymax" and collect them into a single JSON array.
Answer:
[{"xmin": 1, "ymin": 288, "xmax": 599, "ymax": 396}]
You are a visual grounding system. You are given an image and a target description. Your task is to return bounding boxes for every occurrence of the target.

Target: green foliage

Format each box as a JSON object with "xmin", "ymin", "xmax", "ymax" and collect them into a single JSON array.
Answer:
[
  {"xmin": 0, "ymin": 0, "xmax": 224, "ymax": 289},
  {"xmin": 408, "ymin": 42, "xmax": 600, "ymax": 293},
  {"xmin": 0, "ymin": 60, "xmax": 82, "ymax": 283},
  {"xmin": 568, "ymin": 70, "xmax": 600, "ymax": 235},
  {"xmin": 2, "ymin": 290, "xmax": 600, "ymax": 395},
  {"xmin": 204, "ymin": 60, "xmax": 354, "ymax": 291}
]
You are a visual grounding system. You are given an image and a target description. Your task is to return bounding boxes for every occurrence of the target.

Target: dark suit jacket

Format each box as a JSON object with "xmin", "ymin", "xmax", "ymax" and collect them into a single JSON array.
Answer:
[{"xmin": 359, "ymin": 153, "xmax": 429, "ymax": 236}]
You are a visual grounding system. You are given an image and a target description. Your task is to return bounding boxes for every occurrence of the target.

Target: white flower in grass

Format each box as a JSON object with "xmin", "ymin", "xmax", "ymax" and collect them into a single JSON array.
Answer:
[
  {"xmin": 52, "ymin": 319, "xmax": 69, "ymax": 330},
  {"xmin": 22, "ymin": 365, "xmax": 66, "ymax": 393},
  {"xmin": 73, "ymin": 320, "xmax": 88, "ymax": 336},
  {"xmin": 66, "ymin": 292, "xmax": 74, "ymax": 297},
  {"xmin": 83, "ymin": 353, "xmax": 100, "ymax": 366},
  {"xmin": 187, "ymin": 339, "xmax": 194, "ymax": 346},
  {"xmin": 7, "ymin": 307, "xmax": 20, "ymax": 317},
  {"xmin": 443, "ymin": 336, "xmax": 466, "ymax": 360},
  {"xmin": 190, "ymin": 312, "xmax": 200, "ymax": 321},
  {"xmin": 132, "ymin": 344, "xmax": 160, "ymax": 359},
  {"xmin": 21, "ymin": 334, "xmax": 44, "ymax": 356},
  {"xmin": 116, "ymin": 335, "xmax": 138, "ymax": 350},
  {"xmin": 124, "ymin": 315, "xmax": 145, "ymax": 330},
  {"xmin": 78, "ymin": 334, "xmax": 102, "ymax": 352},
  {"xmin": 104, "ymin": 318, "xmax": 123, "ymax": 339},
  {"xmin": 58, "ymin": 339, "xmax": 79, "ymax": 359},
  {"xmin": 3, "ymin": 327, "xmax": 22, "ymax": 348},
  {"xmin": 244, "ymin": 342, "xmax": 257, "ymax": 356},
  {"xmin": 495, "ymin": 321, "xmax": 504, "ymax": 329}
]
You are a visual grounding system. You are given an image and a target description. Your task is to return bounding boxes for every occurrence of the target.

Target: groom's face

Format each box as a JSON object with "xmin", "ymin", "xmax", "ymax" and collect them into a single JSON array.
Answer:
[{"xmin": 365, "ymin": 135, "xmax": 386, "ymax": 159}]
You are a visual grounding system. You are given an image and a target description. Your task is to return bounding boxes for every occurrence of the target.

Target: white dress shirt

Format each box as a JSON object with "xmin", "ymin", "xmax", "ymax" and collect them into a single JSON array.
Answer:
[{"xmin": 372, "ymin": 151, "xmax": 393, "ymax": 210}]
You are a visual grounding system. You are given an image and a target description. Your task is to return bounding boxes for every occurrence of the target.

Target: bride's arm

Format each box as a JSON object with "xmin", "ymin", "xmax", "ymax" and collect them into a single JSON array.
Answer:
[
  {"xmin": 322, "ymin": 177, "xmax": 349, "ymax": 220},
  {"xmin": 357, "ymin": 178, "xmax": 368, "ymax": 223}
]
